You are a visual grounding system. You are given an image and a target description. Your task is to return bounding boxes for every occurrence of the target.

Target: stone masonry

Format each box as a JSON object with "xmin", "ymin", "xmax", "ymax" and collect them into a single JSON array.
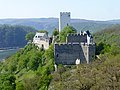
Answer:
[{"xmin": 54, "ymin": 31, "xmax": 95, "ymax": 65}]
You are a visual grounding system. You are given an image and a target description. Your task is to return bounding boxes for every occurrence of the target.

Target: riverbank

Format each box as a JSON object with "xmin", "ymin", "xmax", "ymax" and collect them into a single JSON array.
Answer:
[
  {"xmin": 0, "ymin": 47, "xmax": 19, "ymax": 50},
  {"xmin": 0, "ymin": 48, "xmax": 20, "ymax": 60}
]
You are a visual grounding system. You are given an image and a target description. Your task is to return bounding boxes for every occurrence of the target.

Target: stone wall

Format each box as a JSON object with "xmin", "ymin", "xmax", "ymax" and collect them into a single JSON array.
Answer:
[
  {"xmin": 54, "ymin": 43, "xmax": 95, "ymax": 65},
  {"xmin": 33, "ymin": 39, "xmax": 50, "ymax": 49},
  {"xmin": 67, "ymin": 34, "xmax": 87, "ymax": 43},
  {"xmin": 88, "ymin": 44, "xmax": 96, "ymax": 63}
]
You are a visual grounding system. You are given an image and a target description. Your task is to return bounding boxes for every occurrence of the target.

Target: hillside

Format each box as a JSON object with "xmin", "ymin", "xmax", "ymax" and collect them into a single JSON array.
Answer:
[
  {"xmin": 0, "ymin": 18, "xmax": 117, "ymax": 35},
  {"xmin": 0, "ymin": 26, "xmax": 120, "ymax": 90},
  {"xmin": 0, "ymin": 43, "xmax": 54, "ymax": 90},
  {"xmin": 93, "ymin": 25, "xmax": 120, "ymax": 46},
  {"xmin": 49, "ymin": 25, "xmax": 120, "ymax": 90},
  {"xmin": 0, "ymin": 24, "xmax": 37, "ymax": 48}
]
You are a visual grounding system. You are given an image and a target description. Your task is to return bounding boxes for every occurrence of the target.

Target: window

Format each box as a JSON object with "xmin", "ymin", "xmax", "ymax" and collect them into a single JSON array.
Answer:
[
  {"xmin": 56, "ymin": 54, "xmax": 59, "ymax": 57},
  {"xmin": 42, "ymin": 44, "xmax": 44, "ymax": 49}
]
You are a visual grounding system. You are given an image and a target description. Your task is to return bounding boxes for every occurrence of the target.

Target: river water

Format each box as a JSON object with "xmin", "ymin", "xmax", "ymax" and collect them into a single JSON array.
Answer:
[{"xmin": 0, "ymin": 49, "xmax": 19, "ymax": 60}]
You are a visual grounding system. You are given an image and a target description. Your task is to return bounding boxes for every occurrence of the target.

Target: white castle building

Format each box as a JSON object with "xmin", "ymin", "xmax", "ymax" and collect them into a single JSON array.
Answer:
[
  {"xmin": 59, "ymin": 12, "xmax": 71, "ymax": 32},
  {"xmin": 33, "ymin": 32, "xmax": 51, "ymax": 49}
]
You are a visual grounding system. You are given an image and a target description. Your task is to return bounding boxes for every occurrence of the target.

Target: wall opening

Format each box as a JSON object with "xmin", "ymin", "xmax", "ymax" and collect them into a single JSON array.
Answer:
[{"xmin": 42, "ymin": 44, "xmax": 44, "ymax": 50}]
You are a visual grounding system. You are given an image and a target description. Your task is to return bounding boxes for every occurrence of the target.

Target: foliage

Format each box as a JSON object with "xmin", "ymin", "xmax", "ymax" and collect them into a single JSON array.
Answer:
[
  {"xmin": 0, "ymin": 24, "xmax": 36, "ymax": 48},
  {"xmin": 25, "ymin": 32, "xmax": 35, "ymax": 42},
  {"xmin": 0, "ymin": 73, "xmax": 16, "ymax": 90},
  {"xmin": 38, "ymin": 30, "xmax": 48, "ymax": 35},
  {"xmin": 0, "ymin": 42, "xmax": 54, "ymax": 90},
  {"xmin": 96, "ymin": 42, "xmax": 111, "ymax": 55},
  {"xmin": 52, "ymin": 28, "xmax": 59, "ymax": 36},
  {"xmin": 94, "ymin": 25, "xmax": 120, "ymax": 46},
  {"xmin": 50, "ymin": 52, "xmax": 120, "ymax": 90},
  {"xmin": 59, "ymin": 25, "xmax": 77, "ymax": 42}
]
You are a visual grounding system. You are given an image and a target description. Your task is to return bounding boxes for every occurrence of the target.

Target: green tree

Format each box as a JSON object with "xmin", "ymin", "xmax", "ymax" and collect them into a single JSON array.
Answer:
[
  {"xmin": 25, "ymin": 32, "xmax": 35, "ymax": 42},
  {"xmin": 0, "ymin": 73, "xmax": 16, "ymax": 90},
  {"xmin": 38, "ymin": 30, "xmax": 48, "ymax": 35},
  {"xmin": 52, "ymin": 28, "xmax": 59, "ymax": 36},
  {"xmin": 60, "ymin": 25, "xmax": 77, "ymax": 42},
  {"xmin": 16, "ymin": 81, "xmax": 24, "ymax": 90}
]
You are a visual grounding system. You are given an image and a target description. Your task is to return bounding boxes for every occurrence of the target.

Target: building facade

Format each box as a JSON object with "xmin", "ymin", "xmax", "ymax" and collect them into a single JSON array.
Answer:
[
  {"xmin": 54, "ymin": 31, "xmax": 95, "ymax": 65},
  {"xmin": 33, "ymin": 32, "xmax": 51, "ymax": 49}
]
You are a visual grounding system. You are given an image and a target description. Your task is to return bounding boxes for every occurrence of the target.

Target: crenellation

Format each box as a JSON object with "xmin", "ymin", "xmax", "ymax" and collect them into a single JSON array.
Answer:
[
  {"xmin": 67, "ymin": 33, "xmax": 87, "ymax": 37},
  {"xmin": 54, "ymin": 30, "xmax": 95, "ymax": 65},
  {"xmin": 60, "ymin": 12, "xmax": 70, "ymax": 14}
]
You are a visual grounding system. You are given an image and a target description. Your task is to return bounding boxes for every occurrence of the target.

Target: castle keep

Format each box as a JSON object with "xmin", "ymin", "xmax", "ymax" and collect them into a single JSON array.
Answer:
[
  {"xmin": 59, "ymin": 12, "xmax": 71, "ymax": 32},
  {"xmin": 54, "ymin": 31, "xmax": 95, "ymax": 65}
]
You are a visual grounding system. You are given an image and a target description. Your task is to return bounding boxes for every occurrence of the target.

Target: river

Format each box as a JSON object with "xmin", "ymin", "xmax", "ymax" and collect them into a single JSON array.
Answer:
[{"xmin": 0, "ymin": 49, "xmax": 19, "ymax": 60}]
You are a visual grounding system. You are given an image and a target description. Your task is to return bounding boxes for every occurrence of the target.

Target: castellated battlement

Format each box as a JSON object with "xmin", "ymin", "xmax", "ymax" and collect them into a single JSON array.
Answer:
[
  {"xmin": 66, "ymin": 33, "xmax": 87, "ymax": 43},
  {"xmin": 54, "ymin": 30, "xmax": 95, "ymax": 66},
  {"xmin": 55, "ymin": 42, "xmax": 95, "ymax": 47},
  {"xmin": 67, "ymin": 32, "xmax": 87, "ymax": 36},
  {"xmin": 60, "ymin": 12, "xmax": 70, "ymax": 14}
]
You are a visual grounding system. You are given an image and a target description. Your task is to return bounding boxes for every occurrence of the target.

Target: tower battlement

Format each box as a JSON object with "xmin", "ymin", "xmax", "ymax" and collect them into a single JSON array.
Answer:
[{"xmin": 60, "ymin": 12, "xmax": 70, "ymax": 14}]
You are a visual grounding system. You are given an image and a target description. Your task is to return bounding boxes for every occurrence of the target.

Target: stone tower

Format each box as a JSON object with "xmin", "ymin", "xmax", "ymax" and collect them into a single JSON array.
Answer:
[{"xmin": 59, "ymin": 12, "xmax": 71, "ymax": 32}]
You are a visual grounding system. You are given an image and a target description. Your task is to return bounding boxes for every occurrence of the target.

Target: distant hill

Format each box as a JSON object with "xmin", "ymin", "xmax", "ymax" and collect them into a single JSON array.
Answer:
[
  {"xmin": 0, "ymin": 18, "xmax": 119, "ymax": 35},
  {"xmin": 0, "ymin": 25, "xmax": 37, "ymax": 48},
  {"xmin": 94, "ymin": 25, "xmax": 120, "ymax": 46},
  {"xmin": 0, "ymin": 18, "xmax": 120, "ymax": 48}
]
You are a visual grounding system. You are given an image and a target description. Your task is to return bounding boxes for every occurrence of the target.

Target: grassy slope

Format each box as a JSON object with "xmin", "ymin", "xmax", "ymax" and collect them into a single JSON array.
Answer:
[
  {"xmin": 93, "ymin": 25, "xmax": 120, "ymax": 46},
  {"xmin": 0, "ymin": 25, "xmax": 120, "ymax": 90},
  {"xmin": 49, "ymin": 25, "xmax": 120, "ymax": 90}
]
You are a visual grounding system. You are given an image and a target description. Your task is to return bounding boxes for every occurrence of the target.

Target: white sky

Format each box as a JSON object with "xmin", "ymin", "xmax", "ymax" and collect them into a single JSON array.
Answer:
[{"xmin": 0, "ymin": 0, "xmax": 120, "ymax": 20}]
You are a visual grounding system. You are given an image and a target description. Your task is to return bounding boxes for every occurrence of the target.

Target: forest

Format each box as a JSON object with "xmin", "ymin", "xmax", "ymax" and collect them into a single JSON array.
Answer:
[
  {"xmin": 0, "ymin": 24, "xmax": 36, "ymax": 48},
  {"xmin": 0, "ymin": 25, "xmax": 120, "ymax": 90}
]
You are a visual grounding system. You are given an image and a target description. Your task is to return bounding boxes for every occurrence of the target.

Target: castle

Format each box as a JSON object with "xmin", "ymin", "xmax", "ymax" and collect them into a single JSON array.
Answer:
[
  {"xmin": 54, "ymin": 12, "xmax": 95, "ymax": 65},
  {"xmin": 33, "ymin": 32, "xmax": 52, "ymax": 49},
  {"xmin": 33, "ymin": 12, "xmax": 95, "ymax": 65},
  {"xmin": 54, "ymin": 31, "xmax": 95, "ymax": 65}
]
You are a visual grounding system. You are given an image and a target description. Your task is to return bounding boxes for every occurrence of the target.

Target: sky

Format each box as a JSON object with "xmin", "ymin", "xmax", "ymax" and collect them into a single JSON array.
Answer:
[{"xmin": 0, "ymin": 0, "xmax": 120, "ymax": 20}]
